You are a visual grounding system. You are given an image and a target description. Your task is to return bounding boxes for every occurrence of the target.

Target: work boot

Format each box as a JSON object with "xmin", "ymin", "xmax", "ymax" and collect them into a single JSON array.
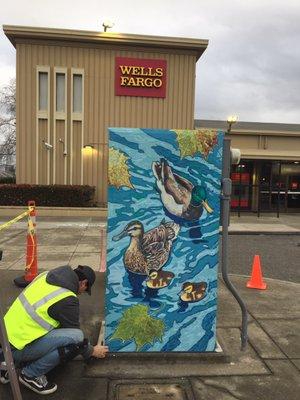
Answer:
[{"xmin": 19, "ymin": 370, "xmax": 57, "ymax": 395}]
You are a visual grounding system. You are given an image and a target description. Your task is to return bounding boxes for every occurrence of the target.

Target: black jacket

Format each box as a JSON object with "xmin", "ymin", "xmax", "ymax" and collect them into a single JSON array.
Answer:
[
  {"xmin": 46, "ymin": 265, "xmax": 93, "ymax": 358},
  {"xmin": 47, "ymin": 265, "xmax": 81, "ymax": 328}
]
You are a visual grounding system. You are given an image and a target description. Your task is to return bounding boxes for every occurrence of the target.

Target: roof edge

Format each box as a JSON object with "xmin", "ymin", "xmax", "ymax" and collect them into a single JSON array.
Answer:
[
  {"xmin": 3, "ymin": 25, "xmax": 208, "ymax": 59},
  {"xmin": 194, "ymin": 119, "xmax": 300, "ymax": 135}
]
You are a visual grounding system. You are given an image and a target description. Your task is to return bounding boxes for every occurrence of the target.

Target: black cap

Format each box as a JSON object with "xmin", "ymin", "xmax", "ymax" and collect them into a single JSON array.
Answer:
[{"xmin": 74, "ymin": 265, "xmax": 96, "ymax": 295}]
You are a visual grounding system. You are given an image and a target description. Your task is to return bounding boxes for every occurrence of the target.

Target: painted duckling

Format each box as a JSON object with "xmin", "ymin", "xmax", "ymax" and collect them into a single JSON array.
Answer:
[
  {"xmin": 180, "ymin": 281, "xmax": 207, "ymax": 303},
  {"xmin": 146, "ymin": 269, "xmax": 175, "ymax": 289},
  {"xmin": 112, "ymin": 219, "xmax": 180, "ymax": 275},
  {"xmin": 152, "ymin": 158, "xmax": 213, "ymax": 221}
]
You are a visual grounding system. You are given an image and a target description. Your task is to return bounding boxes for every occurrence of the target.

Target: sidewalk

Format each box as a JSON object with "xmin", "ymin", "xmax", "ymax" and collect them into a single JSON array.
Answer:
[
  {"xmin": 0, "ymin": 272, "xmax": 299, "ymax": 400},
  {"xmin": 0, "ymin": 217, "xmax": 106, "ymax": 272},
  {"xmin": 0, "ymin": 214, "xmax": 299, "ymax": 399},
  {"xmin": 229, "ymin": 213, "xmax": 300, "ymax": 234},
  {"xmin": 0, "ymin": 213, "xmax": 299, "ymax": 273}
]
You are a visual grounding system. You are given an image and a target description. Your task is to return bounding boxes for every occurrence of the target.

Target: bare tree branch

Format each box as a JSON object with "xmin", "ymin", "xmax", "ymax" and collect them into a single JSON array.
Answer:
[{"xmin": 0, "ymin": 79, "xmax": 16, "ymax": 158}]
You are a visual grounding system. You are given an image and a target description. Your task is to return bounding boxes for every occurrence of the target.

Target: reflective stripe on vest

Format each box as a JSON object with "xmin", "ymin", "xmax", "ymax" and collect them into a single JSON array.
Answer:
[{"xmin": 18, "ymin": 287, "xmax": 71, "ymax": 332}]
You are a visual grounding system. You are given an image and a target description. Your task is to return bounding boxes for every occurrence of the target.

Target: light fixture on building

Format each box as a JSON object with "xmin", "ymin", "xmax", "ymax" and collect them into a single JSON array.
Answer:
[
  {"xmin": 83, "ymin": 144, "xmax": 95, "ymax": 150},
  {"xmin": 226, "ymin": 115, "xmax": 238, "ymax": 134},
  {"xmin": 102, "ymin": 20, "xmax": 114, "ymax": 32},
  {"xmin": 82, "ymin": 144, "xmax": 95, "ymax": 156},
  {"xmin": 83, "ymin": 142, "xmax": 108, "ymax": 149},
  {"xmin": 294, "ymin": 161, "xmax": 299, "ymax": 164},
  {"xmin": 59, "ymin": 138, "xmax": 67, "ymax": 156}
]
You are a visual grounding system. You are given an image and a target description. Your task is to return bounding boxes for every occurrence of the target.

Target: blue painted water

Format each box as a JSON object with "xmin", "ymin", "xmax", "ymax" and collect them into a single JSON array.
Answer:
[{"xmin": 105, "ymin": 128, "xmax": 224, "ymax": 352}]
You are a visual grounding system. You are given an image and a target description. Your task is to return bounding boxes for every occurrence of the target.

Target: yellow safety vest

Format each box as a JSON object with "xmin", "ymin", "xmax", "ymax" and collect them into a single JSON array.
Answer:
[{"xmin": 4, "ymin": 272, "xmax": 77, "ymax": 350}]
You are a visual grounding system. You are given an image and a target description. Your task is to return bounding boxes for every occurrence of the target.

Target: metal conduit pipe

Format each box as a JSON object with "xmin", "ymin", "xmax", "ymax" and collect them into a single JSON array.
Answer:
[{"xmin": 221, "ymin": 137, "xmax": 248, "ymax": 350}]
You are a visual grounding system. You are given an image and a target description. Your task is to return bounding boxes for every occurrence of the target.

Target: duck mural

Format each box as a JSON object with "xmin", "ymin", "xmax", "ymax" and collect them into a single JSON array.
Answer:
[
  {"xmin": 152, "ymin": 158, "xmax": 213, "ymax": 221},
  {"xmin": 112, "ymin": 219, "xmax": 180, "ymax": 275},
  {"xmin": 146, "ymin": 269, "xmax": 175, "ymax": 289},
  {"xmin": 106, "ymin": 128, "xmax": 224, "ymax": 352},
  {"xmin": 112, "ymin": 219, "xmax": 179, "ymax": 298},
  {"xmin": 179, "ymin": 281, "xmax": 207, "ymax": 303}
]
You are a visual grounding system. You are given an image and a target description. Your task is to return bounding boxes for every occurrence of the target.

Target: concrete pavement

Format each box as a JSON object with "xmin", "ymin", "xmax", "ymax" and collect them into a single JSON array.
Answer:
[
  {"xmin": 229, "ymin": 212, "xmax": 300, "ymax": 234},
  {"xmin": 0, "ymin": 213, "xmax": 299, "ymax": 273},
  {"xmin": 0, "ymin": 272, "xmax": 299, "ymax": 400},
  {"xmin": 0, "ymin": 213, "xmax": 299, "ymax": 399},
  {"xmin": 0, "ymin": 217, "xmax": 106, "ymax": 272}
]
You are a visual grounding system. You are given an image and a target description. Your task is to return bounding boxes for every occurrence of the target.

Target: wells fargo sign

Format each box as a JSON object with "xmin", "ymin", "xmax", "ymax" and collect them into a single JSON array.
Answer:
[{"xmin": 115, "ymin": 57, "xmax": 167, "ymax": 98}]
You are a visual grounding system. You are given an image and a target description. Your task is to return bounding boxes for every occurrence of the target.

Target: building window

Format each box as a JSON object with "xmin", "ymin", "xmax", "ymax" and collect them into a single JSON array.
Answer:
[
  {"xmin": 56, "ymin": 73, "xmax": 66, "ymax": 112},
  {"xmin": 38, "ymin": 72, "xmax": 48, "ymax": 111},
  {"xmin": 72, "ymin": 74, "xmax": 83, "ymax": 113},
  {"xmin": 231, "ymin": 161, "xmax": 253, "ymax": 210}
]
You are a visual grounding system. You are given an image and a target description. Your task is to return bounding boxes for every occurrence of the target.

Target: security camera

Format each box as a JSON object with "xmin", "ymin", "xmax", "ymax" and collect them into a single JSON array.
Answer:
[{"xmin": 42, "ymin": 140, "xmax": 53, "ymax": 150}]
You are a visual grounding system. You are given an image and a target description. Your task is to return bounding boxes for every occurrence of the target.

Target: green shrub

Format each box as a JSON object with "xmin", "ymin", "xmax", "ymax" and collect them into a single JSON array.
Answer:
[
  {"xmin": 0, "ymin": 184, "xmax": 96, "ymax": 207},
  {"xmin": 0, "ymin": 176, "xmax": 16, "ymax": 184}
]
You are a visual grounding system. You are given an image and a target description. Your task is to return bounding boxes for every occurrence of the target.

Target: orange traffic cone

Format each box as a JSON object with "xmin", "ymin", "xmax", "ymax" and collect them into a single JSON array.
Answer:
[
  {"xmin": 246, "ymin": 255, "xmax": 267, "ymax": 290},
  {"xmin": 14, "ymin": 201, "xmax": 38, "ymax": 287}
]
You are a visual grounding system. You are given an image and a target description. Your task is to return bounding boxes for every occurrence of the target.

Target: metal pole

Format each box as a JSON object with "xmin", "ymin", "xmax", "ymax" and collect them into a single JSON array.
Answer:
[
  {"xmin": 221, "ymin": 137, "xmax": 248, "ymax": 350},
  {"xmin": 238, "ymin": 171, "xmax": 242, "ymax": 217},
  {"xmin": 0, "ymin": 251, "xmax": 23, "ymax": 399},
  {"xmin": 277, "ymin": 162, "xmax": 281, "ymax": 218},
  {"xmin": 258, "ymin": 181, "xmax": 261, "ymax": 218}
]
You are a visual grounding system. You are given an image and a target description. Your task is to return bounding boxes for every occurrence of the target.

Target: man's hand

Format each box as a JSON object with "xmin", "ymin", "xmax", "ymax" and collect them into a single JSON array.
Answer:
[{"xmin": 92, "ymin": 345, "xmax": 109, "ymax": 359}]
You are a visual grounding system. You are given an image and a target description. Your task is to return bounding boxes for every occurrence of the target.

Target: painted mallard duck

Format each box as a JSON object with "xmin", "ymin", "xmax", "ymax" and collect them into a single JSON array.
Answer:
[
  {"xmin": 146, "ymin": 269, "xmax": 175, "ymax": 289},
  {"xmin": 112, "ymin": 219, "xmax": 180, "ymax": 275},
  {"xmin": 152, "ymin": 158, "xmax": 213, "ymax": 221},
  {"xmin": 179, "ymin": 281, "xmax": 207, "ymax": 303}
]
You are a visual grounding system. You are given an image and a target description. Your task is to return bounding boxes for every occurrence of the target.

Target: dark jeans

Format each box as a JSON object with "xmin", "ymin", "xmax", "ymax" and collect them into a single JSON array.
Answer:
[{"xmin": 1, "ymin": 328, "xmax": 84, "ymax": 378}]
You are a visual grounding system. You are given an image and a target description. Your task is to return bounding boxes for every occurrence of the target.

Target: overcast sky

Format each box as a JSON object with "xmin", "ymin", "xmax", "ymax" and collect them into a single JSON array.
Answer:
[{"xmin": 1, "ymin": 0, "xmax": 299, "ymax": 123}]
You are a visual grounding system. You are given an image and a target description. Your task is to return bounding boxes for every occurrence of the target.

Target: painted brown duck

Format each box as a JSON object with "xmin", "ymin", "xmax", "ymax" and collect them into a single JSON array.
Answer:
[
  {"xmin": 146, "ymin": 269, "xmax": 175, "ymax": 289},
  {"xmin": 112, "ymin": 219, "xmax": 180, "ymax": 275},
  {"xmin": 179, "ymin": 281, "xmax": 207, "ymax": 302}
]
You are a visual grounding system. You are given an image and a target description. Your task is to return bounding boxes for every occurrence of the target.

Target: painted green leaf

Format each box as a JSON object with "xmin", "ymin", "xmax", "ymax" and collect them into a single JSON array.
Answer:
[
  {"xmin": 111, "ymin": 304, "xmax": 165, "ymax": 351},
  {"xmin": 173, "ymin": 129, "xmax": 218, "ymax": 159}
]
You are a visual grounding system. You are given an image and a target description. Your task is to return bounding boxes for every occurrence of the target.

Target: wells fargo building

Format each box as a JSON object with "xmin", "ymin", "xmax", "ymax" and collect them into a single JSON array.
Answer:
[{"xmin": 3, "ymin": 25, "xmax": 208, "ymax": 205}]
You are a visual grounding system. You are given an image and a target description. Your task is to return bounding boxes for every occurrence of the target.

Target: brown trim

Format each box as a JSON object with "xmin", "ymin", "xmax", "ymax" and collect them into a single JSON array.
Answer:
[
  {"xmin": 241, "ymin": 150, "xmax": 300, "ymax": 161},
  {"xmin": 53, "ymin": 67, "xmax": 68, "ymax": 184},
  {"xmin": 195, "ymin": 125, "xmax": 300, "ymax": 137},
  {"xmin": 230, "ymin": 129, "xmax": 300, "ymax": 137},
  {"xmin": 11, "ymin": 38, "xmax": 200, "ymax": 60},
  {"xmin": 3, "ymin": 25, "xmax": 208, "ymax": 60},
  {"xmin": 36, "ymin": 66, "xmax": 50, "ymax": 184}
]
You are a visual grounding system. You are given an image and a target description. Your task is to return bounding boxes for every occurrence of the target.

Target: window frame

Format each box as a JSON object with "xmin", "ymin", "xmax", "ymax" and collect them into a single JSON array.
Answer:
[
  {"xmin": 54, "ymin": 67, "xmax": 67, "ymax": 119},
  {"xmin": 71, "ymin": 69, "xmax": 84, "ymax": 121},
  {"xmin": 36, "ymin": 66, "xmax": 50, "ymax": 119}
]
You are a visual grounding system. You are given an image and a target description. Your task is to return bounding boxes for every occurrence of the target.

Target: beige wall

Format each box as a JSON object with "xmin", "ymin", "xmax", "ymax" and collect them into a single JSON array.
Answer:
[
  {"xmin": 16, "ymin": 41, "xmax": 197, "ymax": 204},
  {"xmin": 229, "ymin": 132, "xmax": 300, "ymax": 160}
]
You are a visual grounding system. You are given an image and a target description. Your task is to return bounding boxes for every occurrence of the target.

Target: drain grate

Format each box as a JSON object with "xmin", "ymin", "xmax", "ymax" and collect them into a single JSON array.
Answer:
[{"xmin": 109, "ymin": 380, "xmax": 194, "ymax": 400}]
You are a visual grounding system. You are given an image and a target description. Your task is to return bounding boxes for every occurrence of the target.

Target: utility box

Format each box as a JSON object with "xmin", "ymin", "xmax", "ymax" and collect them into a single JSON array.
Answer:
[{"xmin": 105, "ymin": 128, "xmax": 224, "ymax": 352}]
